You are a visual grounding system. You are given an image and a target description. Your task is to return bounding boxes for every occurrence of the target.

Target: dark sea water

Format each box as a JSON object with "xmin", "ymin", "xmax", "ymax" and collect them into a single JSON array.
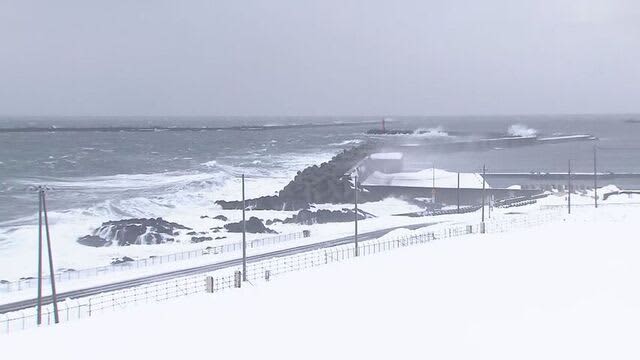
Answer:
[
  {"xmin": 0, "ymin": 114, "xmax": 639, "ymax": 274},
  {"xmin": 1, "ymin": 115, "xmax": 639, "ymax": 223}
]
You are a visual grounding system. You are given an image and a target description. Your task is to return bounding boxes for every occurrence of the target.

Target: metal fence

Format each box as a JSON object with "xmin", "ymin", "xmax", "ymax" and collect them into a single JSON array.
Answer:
[
  {"xmin": 0, "ymin": 210, "xmax": 566, "ymax": 334},
  {"xmin": 0, "ymin": 231, "xmax": 306, "ymax": 293},
  {"xmin": 0, "ymin": 274, "xmax": 214, "ymax": 333},
  {"xmin": 244, "ymin": 224, "xmax": 481, "ymax": 282},
  {"xmin": 484, "ymin": 207, "xmax": 564, "ymax": 233}
]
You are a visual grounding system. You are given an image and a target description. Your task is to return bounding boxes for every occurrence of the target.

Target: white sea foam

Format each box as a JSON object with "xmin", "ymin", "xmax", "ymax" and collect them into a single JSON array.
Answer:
[
  {"xmin": 0, "ymin": 151, "xmax": 337, "ymax": 280},
  {"xmin": 508, "ymin": 124, "xmax": 538, "ymax": 137},
  {"xmin": 413, "ymin": 127, "xmax": 449, "ymax": 138},
  {"xmin": 328, "ymin": 139, "xmax": 363, "ymax": 147},
  {"xmin": 15, "ymin": 172, "xmax": 223, "ymax": 191}
]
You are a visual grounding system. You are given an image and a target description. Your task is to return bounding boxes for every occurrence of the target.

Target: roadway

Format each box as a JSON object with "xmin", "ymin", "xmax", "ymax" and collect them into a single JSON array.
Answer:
[{"xmin": 0, "ymin": 221, "xmax": 437, "ymax": 314}]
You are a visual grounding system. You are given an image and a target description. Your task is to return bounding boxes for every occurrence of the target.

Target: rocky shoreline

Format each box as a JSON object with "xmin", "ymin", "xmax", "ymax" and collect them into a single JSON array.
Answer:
[
  {"xmin": 78, "ymin": 218, "xmax": 191, "ymax": 247},
  {"xmin": 216, "ymin": 142, "xmax": 380, "ymax": 211},
  {"xmin": 75, "ymin": 142, "xmax": 381, "ymax": 249}
]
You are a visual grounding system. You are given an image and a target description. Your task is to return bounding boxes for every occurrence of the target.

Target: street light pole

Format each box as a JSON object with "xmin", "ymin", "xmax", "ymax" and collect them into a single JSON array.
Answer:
[{"xmin": 242, "ymin": 174, "xmax": 247, "ymax": 281}]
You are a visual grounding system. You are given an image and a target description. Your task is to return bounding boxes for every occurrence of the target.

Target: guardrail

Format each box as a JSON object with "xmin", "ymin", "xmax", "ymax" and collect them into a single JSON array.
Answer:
[{"xmin": 0, "ymin": 231, "xmax": 306, "ymax": 293}]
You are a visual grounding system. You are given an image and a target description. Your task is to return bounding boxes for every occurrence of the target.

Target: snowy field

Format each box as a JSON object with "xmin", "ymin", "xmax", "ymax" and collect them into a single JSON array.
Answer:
[{"xmin": 2, "ymin": 195, "xmax": 639, "ymax": 359}]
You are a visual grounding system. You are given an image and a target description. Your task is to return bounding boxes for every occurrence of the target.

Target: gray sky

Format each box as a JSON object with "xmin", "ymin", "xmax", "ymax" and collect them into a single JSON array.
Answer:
[{"xmin": 1, "ymin": 0, "xmax": 639, "ymax": 116}]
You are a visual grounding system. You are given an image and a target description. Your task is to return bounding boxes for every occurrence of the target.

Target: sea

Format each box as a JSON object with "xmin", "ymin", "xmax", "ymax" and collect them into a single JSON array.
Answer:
[{"xmin": 1, "ymin": 114, "xmax": 639, "ymax": 279}]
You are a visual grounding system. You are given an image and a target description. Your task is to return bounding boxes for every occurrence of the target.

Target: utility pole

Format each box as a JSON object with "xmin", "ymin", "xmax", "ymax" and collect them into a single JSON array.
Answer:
[
  {"xmin": 41, "ymin": 189, "xmax": 59, "ymax": 324},
  {"xmin": 242, "ymin": 174, "xmax": 247, "ymax": 281},
  {"xmin": 594, "ymin": 145, "xmax": 598, "ymax": 208},
  {"xmin": 36, "ymin": 187, "xmax": 59, "ymax": 325},
  {"xmin": 354, "ymin": 173, "xmax": 359, "ymax": 256},
  {"xmin": 568, "ymin": 160, "xmax": 572, "ymax": 214},
  {"xmin": 36, "ymin": 188, "xmax": 43, "ymax": 325},
  {"xmin": 457, "ymin": 171, "xmax": 460, "ymax": 214},
  {"xmin": 488, "ymin": 195, "xmax": 492, "ymax": 219},
  {"xmin": 481, "ymin": 165, "xmax": 486, "ymax": 224},
  {"xmin": 431, "ymin": 163, "xmax": 436, "ymax": 205}
]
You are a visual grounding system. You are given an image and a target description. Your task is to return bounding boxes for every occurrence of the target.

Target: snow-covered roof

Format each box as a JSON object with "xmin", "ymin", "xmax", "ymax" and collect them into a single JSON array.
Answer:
[
  {"xmin": 362, "ymin": 169, "xmax": 489, "ymax": 189},
  {"xmin": 370, "ymin": 152, "xmax": 403, "ymax": 160}
]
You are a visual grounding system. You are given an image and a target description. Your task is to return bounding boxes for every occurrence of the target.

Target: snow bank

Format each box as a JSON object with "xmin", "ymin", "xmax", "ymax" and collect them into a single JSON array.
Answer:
[
  {"xmin": 370, "ymin": 152, "xmax": 403, "ymax": 160},
  {"xmin": 3, "ymin": 203, "xmax": 640, "ymax": 359}
]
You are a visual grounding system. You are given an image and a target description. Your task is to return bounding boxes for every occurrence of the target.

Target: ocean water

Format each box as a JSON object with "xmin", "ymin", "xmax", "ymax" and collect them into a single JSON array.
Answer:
[{"xmin": 0, "ymin": 115, "xmax": 639, "ymax": 278}]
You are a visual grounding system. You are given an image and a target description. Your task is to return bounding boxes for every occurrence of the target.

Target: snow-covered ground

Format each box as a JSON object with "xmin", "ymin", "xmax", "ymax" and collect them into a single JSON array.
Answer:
[
  {"xmin": 2, "ymin": 188, "xmax": 636, "ymax": 303},
  {"xmin": 363, "ymin": 168, "xmax": 487, "ymax": 188},
  {"xmin": 2, "ymin": 192, "xmax": 640, "ymax": 359}
]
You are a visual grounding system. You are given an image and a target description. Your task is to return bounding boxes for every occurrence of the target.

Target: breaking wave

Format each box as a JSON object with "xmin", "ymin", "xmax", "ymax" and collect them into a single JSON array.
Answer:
[
  {"xmin": 413, "ymin": 127, "xmax": 450, "ymax": 138},
  {"xmin": 329, "ymin": 139, "xmax": 364, "ymax": 147},
  {"xmin": 508, "ymin": 124, "xmax": 538, "ymax": 137}
]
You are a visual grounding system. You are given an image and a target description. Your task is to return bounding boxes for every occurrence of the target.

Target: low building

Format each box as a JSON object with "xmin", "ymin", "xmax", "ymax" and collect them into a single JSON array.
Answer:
[
  {"xmin": 361, "ymin": 168, "xmax": 542, "ymax": 205},
  {"xmin": 367, "ymin": 152, "xmax": 403, "ymax": 174}
]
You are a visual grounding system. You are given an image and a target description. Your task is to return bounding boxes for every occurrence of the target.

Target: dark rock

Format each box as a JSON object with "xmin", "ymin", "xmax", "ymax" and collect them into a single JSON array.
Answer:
[
  {"xmin": 199, "ymin": 231, "xmax": 207, "ymax": 234},
  {"xmin": 265, "ymin": 218, "xmax": 283, "ymax": 226},
  {"xmin": 186, "ymin": 231, "xmax": 197, "ymax": 235},
  {"xmin": 215, "ymin": 143, "xmax": 382, "ymax": 211},
  {"xmin": 224, "ymin": 217, "xmax": 277, "ymax": 234},
  {"xmin": 78, "ymin": 218, "xmax": 191, "ymax": 247},
  {"xmin": 191, "ymin": 236, "xmax": 213, "ymax": 243},
  {"xmin": 213, "ymin": 215, "xmax": 228, "ymax": 221},
  {"xmin": 111, "ymin": 256, "xmax": 135, "ymax": 265},
  {"xmin": 77, "ymin": 235, "xmax": 111, "ymax": 247},
  {"xmin": 282, "ymin": 208, "xmax": 374, "ymax": 225},
  {"xmin": 215, "ymin": 236, "xmax": 227, "ymax": 240},
  {"xmin": 200, "ymin": 215, "xmax": 209, "ymax": 219}
]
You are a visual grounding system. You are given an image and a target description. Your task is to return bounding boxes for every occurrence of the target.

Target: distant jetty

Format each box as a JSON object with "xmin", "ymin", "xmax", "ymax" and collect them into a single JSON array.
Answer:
[{"xmin": 0, "ymin": 120, "xmax": 378, "ymax": 133}]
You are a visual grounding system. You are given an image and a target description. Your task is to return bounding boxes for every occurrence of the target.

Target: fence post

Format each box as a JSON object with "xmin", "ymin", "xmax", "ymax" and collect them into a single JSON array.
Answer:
[{"xmin": 205, "ymin": 276, "xmax": 214, "ymax": 293}]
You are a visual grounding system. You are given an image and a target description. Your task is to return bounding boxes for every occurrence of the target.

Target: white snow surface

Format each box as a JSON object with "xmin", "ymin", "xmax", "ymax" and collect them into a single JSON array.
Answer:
[
  {"xmin": 363, "ymin": 168, "xmax": 488, "ymax": 189},
  {"xmin": 369, "ymin": 152, "xmax": 403, "ymax": 160},
  {"xmin": 3, "ymin": 199, "xmax": 640, "ymax": 359}
]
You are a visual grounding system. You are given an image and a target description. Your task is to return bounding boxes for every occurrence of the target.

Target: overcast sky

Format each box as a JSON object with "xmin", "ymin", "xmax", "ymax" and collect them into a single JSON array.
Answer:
[{"xmin": 0, "ymin": 0, "xmax": 638, "ymax": 117}]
